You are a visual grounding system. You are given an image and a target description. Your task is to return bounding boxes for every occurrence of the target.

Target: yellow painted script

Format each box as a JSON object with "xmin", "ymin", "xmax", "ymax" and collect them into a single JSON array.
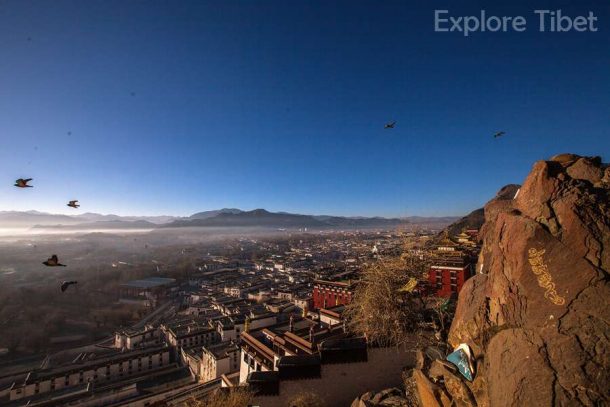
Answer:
[{"xmin": 527, "ymin": 248, "xmax": 566, "ymax": 306}]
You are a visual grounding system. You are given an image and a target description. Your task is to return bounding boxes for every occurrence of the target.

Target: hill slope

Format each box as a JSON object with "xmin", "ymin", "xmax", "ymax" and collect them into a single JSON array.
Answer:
[{"xmin": 441, "ymin": 184, "xmax": 520, "ymax": 237}]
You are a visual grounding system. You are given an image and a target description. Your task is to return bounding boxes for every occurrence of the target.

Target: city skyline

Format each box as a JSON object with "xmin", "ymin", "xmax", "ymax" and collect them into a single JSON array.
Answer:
[{"xmin": 1, "ymin": 1, "xmax": 609, "ymax": 217}]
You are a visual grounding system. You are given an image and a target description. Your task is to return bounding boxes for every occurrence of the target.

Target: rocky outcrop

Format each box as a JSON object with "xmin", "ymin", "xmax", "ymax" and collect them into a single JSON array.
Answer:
[
  {"xmin": 418, "ymin": 154, "xmax": 610, "ymax": 406},
  {"xmin": 444, "ymin": 208, "xmax": 485, "ymax": 237},
  {"xmin": 351, "ymin": 387, "xmax": 413, "ymax": 406}
]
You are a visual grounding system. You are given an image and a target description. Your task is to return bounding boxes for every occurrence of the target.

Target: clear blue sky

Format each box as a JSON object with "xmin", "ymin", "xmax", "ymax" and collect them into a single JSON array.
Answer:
[{"xmin": 1, "ymin": 0, "xmax": 608, "ymax": 217}]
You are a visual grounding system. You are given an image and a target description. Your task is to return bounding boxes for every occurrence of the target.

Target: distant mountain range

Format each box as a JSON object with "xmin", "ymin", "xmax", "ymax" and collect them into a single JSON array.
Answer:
[
  {"xmin": 188, "ymin": 208, "xmax": 244, "ymax": 220},
  {"xmin": 31, "ymin": 220, "xmax": 158, "ymax": 230},
  {"xmin": 164, "ymin": 209, "xmax": 414, "ymax": 228},
  {"xmin": 0, "ymin": 208, "xmax": 461, "ymax": 230}
]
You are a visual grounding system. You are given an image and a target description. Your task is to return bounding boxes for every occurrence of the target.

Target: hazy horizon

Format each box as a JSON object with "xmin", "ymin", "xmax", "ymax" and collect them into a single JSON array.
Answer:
[{"xmin": 0, "ymin": 206, "xmax": 467, "ymax": 219}]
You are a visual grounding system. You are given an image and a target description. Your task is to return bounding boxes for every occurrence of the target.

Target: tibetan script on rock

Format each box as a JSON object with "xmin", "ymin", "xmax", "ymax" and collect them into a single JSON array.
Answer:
[{"xmin": 527, "ymin": 248, "xmax": 566, "ymax": 306}]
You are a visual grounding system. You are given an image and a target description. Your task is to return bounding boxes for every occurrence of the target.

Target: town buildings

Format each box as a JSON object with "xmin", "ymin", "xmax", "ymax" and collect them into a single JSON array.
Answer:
[
  {"xmin": 233, "ymin": 307, "xmax": 414, "ymax": 406},
  {"xmin": 1, "ymin": 229, "xmax": 434, "ymax": 406},
  {"xmin": 199, "ymin": 341, "xmax": 241, "ymax": 383},
  {"xmin": 312, "ymin": 280, "xmax": 355, "ymax": 309},
  {"xmin": 118, "ymin": 277, "xmax": 177, "ymax": 307},
  {"xmin": 8, "ymin": 346, "xmax": 172, "ymax": 401},
  {"xmin": 427, "ymin": 232, "xmax": 479, "ymax": 297}
]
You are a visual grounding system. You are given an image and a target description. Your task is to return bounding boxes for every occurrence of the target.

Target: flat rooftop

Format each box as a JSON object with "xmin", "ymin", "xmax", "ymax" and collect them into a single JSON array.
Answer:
[{"xmin": 120, "ymin": 277, "xmax": 177, "ymax": 289}]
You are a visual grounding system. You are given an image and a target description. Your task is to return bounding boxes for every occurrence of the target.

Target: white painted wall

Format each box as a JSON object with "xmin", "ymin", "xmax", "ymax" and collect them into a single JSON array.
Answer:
[{"xmin": 252, "ymin": 347, "xmax": 414, "ymax": 407}]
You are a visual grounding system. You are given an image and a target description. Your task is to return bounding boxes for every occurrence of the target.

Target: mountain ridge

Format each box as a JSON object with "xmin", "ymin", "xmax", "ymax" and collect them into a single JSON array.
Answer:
[{"xmin": 0, "ymin": 208, "xmax": 461, "ymax": 230}]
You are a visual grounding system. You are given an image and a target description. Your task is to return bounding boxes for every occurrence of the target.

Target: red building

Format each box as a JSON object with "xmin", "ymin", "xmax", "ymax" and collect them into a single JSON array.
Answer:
[
  {"xmin": 312, "ymin": 280, "xmax": 354, "ymax": 309},
  {"xmin": 428, "ymin": 262, "xmax": 474, "ymax": 298}
]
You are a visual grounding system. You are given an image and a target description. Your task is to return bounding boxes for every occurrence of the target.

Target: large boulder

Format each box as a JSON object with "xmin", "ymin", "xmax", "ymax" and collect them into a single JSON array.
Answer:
[
  {"xmin": 351, "ymin": 387, "xmax": 412, "ymax": 407},
  {"xmin": 446, "ymin": 154, "xmax": 610, "ymax": 406}
]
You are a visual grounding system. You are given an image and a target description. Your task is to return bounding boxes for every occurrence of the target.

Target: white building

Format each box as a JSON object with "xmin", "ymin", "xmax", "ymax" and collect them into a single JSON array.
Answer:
[
  {"xmin": 199, "ymin": 341, "xmax": 240, "ymax": 383},
  {"xmin": 9, "ymin": 346, "xmax": 171, "ymax": 401},
  {"xmin": 114, "ymin": 326, "xmax": 160, "ymax": 349}
]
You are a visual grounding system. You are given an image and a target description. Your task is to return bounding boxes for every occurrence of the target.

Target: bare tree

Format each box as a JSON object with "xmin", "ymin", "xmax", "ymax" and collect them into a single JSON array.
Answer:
[
  {"xmin": 345, "ymin": 250, "xmax": 430, "ymax": 346},
  {"xmin": 289, "ymin": 391, "xmax": 326, "ymax": 407},
  {"xmin": 186, "ymin": 387, "xmax": 255, "ymax": 407}
]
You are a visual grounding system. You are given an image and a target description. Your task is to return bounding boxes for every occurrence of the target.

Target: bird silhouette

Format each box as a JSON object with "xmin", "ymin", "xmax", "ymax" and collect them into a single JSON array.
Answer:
[
  {"xmin": 384, "ymin": 121, "xmax": 396, "ymax": 129},
  {"xmin": 43, "ymin": 255, "xmax": 66, "ymax": 267},
  {"xmin": 67, "ymin": 200, "xmax": 80, "ymax": 208},
  {"xmin": 493, "ymin": 131, "xmax": 506, "ymax": 138},
  {"xmin": 61, "ymin": 281, "xmax": 78, "ymax": 292},
  {"xmin": 14, "ymin": 178, "xmax": 33, "ymax": 188}
]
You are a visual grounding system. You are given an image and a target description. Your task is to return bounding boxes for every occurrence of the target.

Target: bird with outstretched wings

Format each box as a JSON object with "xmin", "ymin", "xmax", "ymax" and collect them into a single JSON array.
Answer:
[
  {"xmin": 43, "ymin": 255, "xmax": 66, "ymax": 267},
  {"xmin": 14, "ymin": 178, "xmax": 33, "ymax": 188},
  {"xmin": 493, "ymin": 131, "xmax": 506, "ymax": 138},
  {"xmin": 384, "ymin": 121, "xmax": 396, "ymax": 129},
  {"xmin": 67, "ymin": 200, "xmax": 80, "ymax": 208},
  {"xmin": 61, "ymin": 281, "xmax": 78, "ymax": 292}
]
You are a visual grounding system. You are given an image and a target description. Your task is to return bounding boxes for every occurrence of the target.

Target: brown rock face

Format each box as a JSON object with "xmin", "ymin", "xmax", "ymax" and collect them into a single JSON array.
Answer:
[
  {"xmin": 413, "ymin": 370, "xmax": 444, "ymax": 407},
  {"xmin": 448, "ymin": 154, "xmax": 609, "ymax": 406}
]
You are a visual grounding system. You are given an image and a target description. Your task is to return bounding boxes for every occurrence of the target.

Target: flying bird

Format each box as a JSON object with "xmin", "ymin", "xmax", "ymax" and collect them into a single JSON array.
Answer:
[
  {"xmin": 493, "ymin": 131, "xmax": 506, "ymax": 138},
  {"xmin": 384, "ymin": 121, "xmax": 396, "ymax": 129},
  {"xmin": 43, "ymin": 255, "xmax": 66, "ymax": 267},
  {"xmin": 67, "ymin": 200, "xmax": 80, "ymax": 208},
  {"xmin": 60, "ymin": 281, "xmax": 78, "ymax": 292},
  {"xmin": 14, "ymin": 178, "xmax": 33, "ymax": 188}
]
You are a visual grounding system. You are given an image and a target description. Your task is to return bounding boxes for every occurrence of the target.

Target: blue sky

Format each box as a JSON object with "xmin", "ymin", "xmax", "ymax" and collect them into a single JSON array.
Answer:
[{"xmin": 0, "ymin": 0, "xmax": 608, "ymax": 217}]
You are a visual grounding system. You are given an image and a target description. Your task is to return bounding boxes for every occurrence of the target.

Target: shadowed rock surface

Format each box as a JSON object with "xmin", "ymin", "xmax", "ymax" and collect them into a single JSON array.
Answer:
[
  {"xmin": 351, "ymin": 387, "xmax": 413, "ymax": 406},
  {"xmin": 417, "ymin": 154, "xmax": 609, "ymax": 406}
]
